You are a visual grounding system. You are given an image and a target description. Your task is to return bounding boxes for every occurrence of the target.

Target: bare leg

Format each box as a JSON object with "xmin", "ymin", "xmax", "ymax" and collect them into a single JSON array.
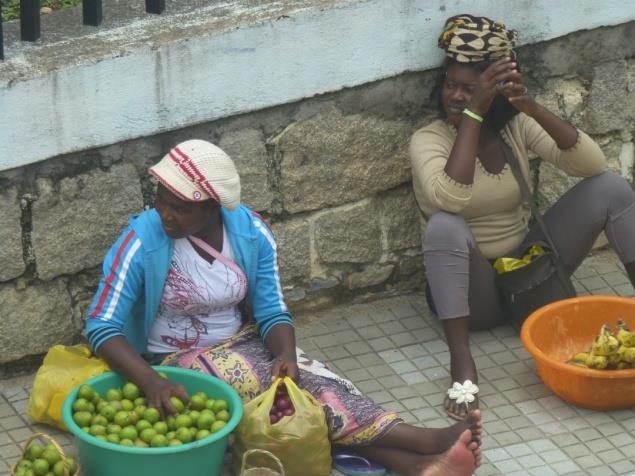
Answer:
[
  {"xmin": 442, "ymin": 317, "xmax": 479, "ymax": 419},
  {"xmin": 373, "ymin": 410, "xmax": 483, "ymax": 454},
  {"xmin": 424, "ymin": 213, "xmax": 505, "ymax": 419}
]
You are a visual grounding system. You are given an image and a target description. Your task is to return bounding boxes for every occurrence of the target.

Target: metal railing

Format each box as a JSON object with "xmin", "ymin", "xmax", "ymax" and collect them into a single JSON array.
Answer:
[{"xmin": 0, "ymin": 0, "xmax": 167, "ymax": 61}]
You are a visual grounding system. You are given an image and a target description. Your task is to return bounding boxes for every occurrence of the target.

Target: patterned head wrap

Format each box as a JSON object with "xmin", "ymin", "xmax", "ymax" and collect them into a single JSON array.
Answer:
[{"xmin": 438, "ymin": 14, "xmax": 518, "ymax": 63}]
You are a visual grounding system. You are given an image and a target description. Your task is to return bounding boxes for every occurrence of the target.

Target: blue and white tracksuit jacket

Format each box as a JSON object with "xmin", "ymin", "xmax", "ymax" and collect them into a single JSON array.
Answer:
[{"xmin": 85, "ymin": 205, "xmax": 293, "ymax": 354}]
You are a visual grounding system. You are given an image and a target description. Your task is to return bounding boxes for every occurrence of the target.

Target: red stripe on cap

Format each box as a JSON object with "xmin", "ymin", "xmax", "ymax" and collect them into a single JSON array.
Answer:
[
  {"xmin": 90, "ymin": 230, "xmax": 136, "ymax": 318},
  {"xmin": 168, "ymin": 150, "xmax": 198, "ymax": 183},
  {"xmin": 149, "ymin": 168, "xmax": 194, "ymax": 202},
  {"xmin": 173, "ymin": 147, "xmax": 222, "ymax": 203}
]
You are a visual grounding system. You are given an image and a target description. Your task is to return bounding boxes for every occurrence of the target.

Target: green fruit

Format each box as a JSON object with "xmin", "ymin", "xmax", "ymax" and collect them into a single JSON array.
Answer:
[
  {"xmin": 119, "ymin": 426, "xmax": 138, "ymax": 441},
  {"xmin": 166, "ymin": 415, "xmax": 176, "ymax": 431},
  {"xmin": 212, "ymin": 400, "xmax": 228, "ymax": 413},
  {"xmin": 126, "ymin": 411, "xmax": 139, "ymax": 425},
  {"xmin": 31, "ymin": 458, "xmax": 49, "ymax": 476},
  {"xmin": 197, "ymin": 412, "xmax": 215, "ymax": 430},
  {"xmin": 106, "ymin": 388, "xmax": 123, "ymax": 402},
  {"xmin": 106, "ymin": 423, "xmax": 122, "ymax": 435},
  {"xmin": 170, "ymin": 397, "xmax": 185, "ymax": 413},
  {"xmin": 91, "ymin": 415, "xmax": 108, "ymax": 426},
  {"xmin": 136, "ymin": 419, "xmax": 152, "ymax": 432},
  {"xmin": 27, "ymin": 443, "xmax": 45, "ymax": 460},
  {"xmin": 134, "ymin": 397, "xmax": 147, "ymax": 407},
  {"xmin": 120, "ymin": 399, "xmax": 134, "ymax": 411},
  {"xmin": 211, "ymin": 420, "xmax": 226, "ymax": 433},
  {"xmin": 165, "ymin": 431, "xmax": 175, "ymax": 440},
  {"xmin": 139, "ymin": 428, "xmax": 156, "ymax": 444},
  {"xmin": 188, "ymin": 410, "xmax": 200, "ymax": 424},
  {"xmin": 204, "ymin": 399, "xmax": 216, "ymax": 411},
  {"xmin": 192, "ymin": 391, "xmax": 208, "ymax": 402},
  {"xmin": 72, "ymin": 398, "xmax": 90, "ymax": 413},
  {"xmin": 215, "ymin": 410, "xmax": 230, "ymax": 422},
  {"xmin": 106, "ymin": 434, "xmax": 120, "ymax": 444},
  {"xmin": 78, "ymin": 384, "xmax": 97, "ymax": 402},
  {"xmin": 89, "ymin": 424, "xmax": 107, "ymax": 436},
  {"xmin": 120, "ymin": 439, "xmax": 134, "ymax": 447},
  {"xmin": 150, "ymin": 434, "xmax": 168, "ymax": 447},
  {"xmin": 143, "ymin": 407, "xmax": 160, "ymax": 424},
  {"xmin": 122, "ymin": 382, "xmax": 141, "ymax": 401},
  {"xmin": 66, "ymin": 457, "xmax": 78, "ymax": 475},
  {"xmin": 195, "ymin": 429, "xmax": 211, "ymax": 440},
  {"xmin": 41, "ymin": 447, "xmax": 61, "ymax": 465},
  {"xmin": 189, "ymin": 395, "xmax": 206, "ymax": 411},
  {"xmin": 52, "ymin": 460, "xmax": 69, "ymax": 476},
  {"xmin": 168, "ymin": 439, "xmax": 183, "ymax": 446},
  {"xmin": 99, "ymin": 404, "xmax": 116, "ymax": 421},
  {"xmin": 134, "ymin": 439, "xmax": 149, "ymax": 448},
  {"xmin": 153, "ymin": 421, "xmax": 168, "ymax": 435},
  {"xmin": 113, "ymin": 411, "xmax": 130, "ymax": 427},
  {"xmin": 134, "ymin": 405, "xmax": 147, "ymax": 419},
  {"xmin": 174, "ymin": 414, "xmax": 192, "ymax": 429},
  {"xmin": 175, "ymin": 427, "xmax": 193, "ymax": 443}
]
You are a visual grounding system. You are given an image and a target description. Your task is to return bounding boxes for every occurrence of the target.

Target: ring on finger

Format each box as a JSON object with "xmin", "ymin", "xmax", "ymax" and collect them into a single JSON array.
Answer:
[{"xmin": 522, "ymin": 86, "xmax": 528, "ymax": 94}]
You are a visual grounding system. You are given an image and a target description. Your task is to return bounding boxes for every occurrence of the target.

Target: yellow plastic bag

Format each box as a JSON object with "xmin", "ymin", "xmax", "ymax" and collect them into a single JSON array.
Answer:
[
  {"xmin": 27, "ymin": 344, "xmax": 110, "ymax": 431},
  {"xmin": 233, "ymin": 377, "xmax": 331, "ymax": 476},
  {"xmin": 493, "ymin": 245, "xmax": 545, "ymax": 274}
]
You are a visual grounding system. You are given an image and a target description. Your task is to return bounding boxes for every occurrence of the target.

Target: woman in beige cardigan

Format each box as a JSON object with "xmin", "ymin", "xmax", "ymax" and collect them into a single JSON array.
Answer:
[{"xmin": 410, "ymin": 14, "xmax": 635, "ymax": 420}]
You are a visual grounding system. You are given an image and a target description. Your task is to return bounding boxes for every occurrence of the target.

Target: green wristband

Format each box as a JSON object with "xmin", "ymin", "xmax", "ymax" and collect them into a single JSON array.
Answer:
[{"xmin": 462, "ymin": 108, "xmax": 484, "ymax": 123}]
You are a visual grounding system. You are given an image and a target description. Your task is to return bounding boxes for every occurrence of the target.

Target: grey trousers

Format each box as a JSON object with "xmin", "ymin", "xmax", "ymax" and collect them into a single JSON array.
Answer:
[{"xmin": 423, "ymin": 171, "xmax": 635, "ymax": 330}]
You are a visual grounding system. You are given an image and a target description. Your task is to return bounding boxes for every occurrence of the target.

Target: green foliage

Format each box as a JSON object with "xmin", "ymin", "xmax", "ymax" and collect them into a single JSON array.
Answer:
[{"xmin": 2, "ymin": 0, "xmax": 82, "ymax": 22}]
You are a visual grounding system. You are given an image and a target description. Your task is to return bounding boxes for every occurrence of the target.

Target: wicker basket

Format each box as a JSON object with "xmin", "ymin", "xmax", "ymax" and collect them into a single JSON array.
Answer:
[
  {"xmin": 11, "ymin": 432, "xmax": 80, "ymax": 476},
  {"xmin": 240, "ymin": 449, "xmax": 285, "ymax": 476}
]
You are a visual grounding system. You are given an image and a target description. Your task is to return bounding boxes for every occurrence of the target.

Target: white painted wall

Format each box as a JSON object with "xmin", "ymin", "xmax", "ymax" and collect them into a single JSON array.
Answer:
[{"xmin": 1, "ymin": 0, "xmax": 634, "ymax": 171}]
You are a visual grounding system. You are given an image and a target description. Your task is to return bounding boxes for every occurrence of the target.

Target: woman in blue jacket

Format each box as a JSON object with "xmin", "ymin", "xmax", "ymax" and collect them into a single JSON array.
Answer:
[{"xmin": 85, "ymin": 139, "xmax": 482, "ymax": 476}]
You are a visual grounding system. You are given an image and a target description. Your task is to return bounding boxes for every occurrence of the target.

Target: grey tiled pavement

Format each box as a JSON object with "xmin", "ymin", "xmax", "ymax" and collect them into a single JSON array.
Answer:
[{"xmin": 2, "ymin": 250, "xmax": 634, "ymax": 475}]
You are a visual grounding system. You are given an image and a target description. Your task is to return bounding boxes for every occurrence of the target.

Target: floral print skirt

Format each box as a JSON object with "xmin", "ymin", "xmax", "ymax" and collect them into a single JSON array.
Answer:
[{"xmin": 161, "ymin": 325, "xmax": 401, "ymax": 445}]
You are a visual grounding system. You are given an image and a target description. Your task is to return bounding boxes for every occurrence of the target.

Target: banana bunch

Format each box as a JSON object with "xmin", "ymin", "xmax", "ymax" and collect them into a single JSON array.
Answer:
[{"xmin": 567, "ymin": 321, "xmax": 635, "ymax": 370}]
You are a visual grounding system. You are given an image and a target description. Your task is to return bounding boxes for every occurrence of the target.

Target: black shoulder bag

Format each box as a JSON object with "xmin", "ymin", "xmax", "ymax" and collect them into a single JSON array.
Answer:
[{"xmin": 495, "ymin": 135, "xmax": 577, "ymax": 322}]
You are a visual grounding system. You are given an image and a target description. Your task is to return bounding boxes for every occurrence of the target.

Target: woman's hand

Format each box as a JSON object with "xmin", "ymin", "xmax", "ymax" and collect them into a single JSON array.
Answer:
[
  {"xmin": 272, "ymin": 354, "xmax": 299, "ymax": 382},
  {"xmin": 501, "ymin": 74, "xmax": 540, "ymax": 117},
  {"xmin": 264, "ymin": 323, "xmax": 298, "ymax": 382},
  {"xmin": 141, "ymin": 372, "xmax": 190, "ymax": 420},
  {"xmin": 468, "ymin": 57, "xmax": 520, "ymax": 116}
]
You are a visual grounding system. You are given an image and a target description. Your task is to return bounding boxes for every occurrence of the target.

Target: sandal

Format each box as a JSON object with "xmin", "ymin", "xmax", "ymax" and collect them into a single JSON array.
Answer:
[
  {"xmin": 332, "ymin": 453, "xmax": 386, "ymax": 476},
  {"xmin": 444, "ymin": 380, "xmax": 479, "ymax": 421}
]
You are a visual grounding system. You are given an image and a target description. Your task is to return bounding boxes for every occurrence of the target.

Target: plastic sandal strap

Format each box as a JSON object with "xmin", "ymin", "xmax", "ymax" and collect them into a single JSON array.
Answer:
[{"xmin": 332, "ymin": 453, "xmax": 373, "ymax": 470}]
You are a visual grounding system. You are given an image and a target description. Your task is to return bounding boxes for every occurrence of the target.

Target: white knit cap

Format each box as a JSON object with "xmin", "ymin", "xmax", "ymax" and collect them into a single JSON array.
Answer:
[{"xmin": 149, "ymin": 139, "xmax": 241, "ymax": 210}]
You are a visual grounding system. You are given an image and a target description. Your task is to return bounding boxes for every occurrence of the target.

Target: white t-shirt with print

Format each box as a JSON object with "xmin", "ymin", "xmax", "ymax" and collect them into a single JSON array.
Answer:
[{"xmin": 147, "ymin": 229, "xmax": 247, "ymax": 353}]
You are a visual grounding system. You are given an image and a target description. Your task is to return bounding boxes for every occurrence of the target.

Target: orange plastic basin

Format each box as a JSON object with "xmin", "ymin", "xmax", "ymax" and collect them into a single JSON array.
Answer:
[{"xmin": 521, "ymin": 295, "xmax": 635, "ymax": 411}]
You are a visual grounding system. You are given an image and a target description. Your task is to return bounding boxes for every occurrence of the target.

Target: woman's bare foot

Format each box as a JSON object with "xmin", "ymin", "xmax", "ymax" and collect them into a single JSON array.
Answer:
[
  {"xmin": 438, "ymin": 409, "xmax": 483, "ymax": 450},
  {"xmin": 420, "ymin": 430, "xmax": 477, "ymax": 476}
]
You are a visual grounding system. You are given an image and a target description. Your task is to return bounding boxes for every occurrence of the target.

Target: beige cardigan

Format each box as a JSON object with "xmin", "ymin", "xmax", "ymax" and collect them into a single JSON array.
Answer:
[{"xmin": 409, "ymin": 113, "xmax": 607, "ymax": 259}]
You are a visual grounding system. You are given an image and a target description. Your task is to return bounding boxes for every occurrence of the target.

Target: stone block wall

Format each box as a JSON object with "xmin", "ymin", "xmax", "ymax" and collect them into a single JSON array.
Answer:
[{"xmin": 1, "ymin": 23, "xmax": 634, "ymax": 371}]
